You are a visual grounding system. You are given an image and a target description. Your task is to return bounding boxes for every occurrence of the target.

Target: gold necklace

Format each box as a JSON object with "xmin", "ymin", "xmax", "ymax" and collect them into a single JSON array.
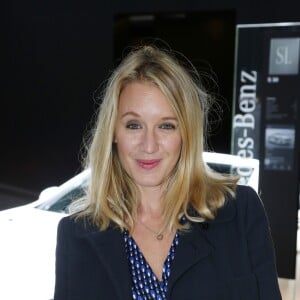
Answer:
[{"xmin": 137, "ymin": 219, "xmax": 164, "ymax": 241}]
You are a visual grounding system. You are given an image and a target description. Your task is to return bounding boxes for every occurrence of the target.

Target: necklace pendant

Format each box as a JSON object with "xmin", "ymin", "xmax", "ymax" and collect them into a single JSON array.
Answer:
[{"xmin": 156, "ymin": 233, "xmax": 163, "ymax": 241}]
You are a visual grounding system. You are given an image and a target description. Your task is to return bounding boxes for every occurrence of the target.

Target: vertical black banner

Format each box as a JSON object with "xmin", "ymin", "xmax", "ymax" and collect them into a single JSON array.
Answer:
[{"xmin": 232, "ymin": 23, "xmax": 300, "ymax": 279}]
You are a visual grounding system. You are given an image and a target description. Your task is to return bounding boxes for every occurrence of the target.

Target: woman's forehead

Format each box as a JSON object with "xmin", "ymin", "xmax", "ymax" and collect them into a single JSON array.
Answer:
[{"xmin": 118, "ymin": 81, "xmax": 177, "ymax": 116}]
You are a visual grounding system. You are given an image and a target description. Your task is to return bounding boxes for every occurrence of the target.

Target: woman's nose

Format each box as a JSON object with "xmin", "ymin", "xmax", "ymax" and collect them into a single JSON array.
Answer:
[{"xmin": 141, "ymin": 129, "xmax": 159, "ymax": 153}]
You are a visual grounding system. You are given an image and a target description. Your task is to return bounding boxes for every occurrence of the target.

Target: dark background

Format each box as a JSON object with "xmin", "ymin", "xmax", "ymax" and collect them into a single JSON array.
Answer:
[
  {"xmin": 1, "ymin": 0, "xmax": 300, "ymax": 280},
  {"xmin": 1, "ymin": 0, "xmax": 299, "ymax": 202}
]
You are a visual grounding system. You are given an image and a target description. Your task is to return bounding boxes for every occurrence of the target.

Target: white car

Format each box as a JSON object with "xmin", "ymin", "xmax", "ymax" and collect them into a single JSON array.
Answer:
[{"xmin": 0, "ymin": 153, "xmax": 259, "ymax": 300}]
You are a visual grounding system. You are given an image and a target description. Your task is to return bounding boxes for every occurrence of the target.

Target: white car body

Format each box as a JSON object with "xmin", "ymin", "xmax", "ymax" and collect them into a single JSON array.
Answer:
[
  {"xmin": 0, "ymin": 153, "xmax": 259, "ymax": 300},
  {"xmin": 0, "ymin": 170, "xmax": 89, "ymax": 300}
]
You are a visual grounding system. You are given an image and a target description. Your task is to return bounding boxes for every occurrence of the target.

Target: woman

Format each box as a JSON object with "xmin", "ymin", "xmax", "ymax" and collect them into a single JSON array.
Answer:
[{"xmin": 54, "ymin": 45, "xmax": 281, "ymax": 300}]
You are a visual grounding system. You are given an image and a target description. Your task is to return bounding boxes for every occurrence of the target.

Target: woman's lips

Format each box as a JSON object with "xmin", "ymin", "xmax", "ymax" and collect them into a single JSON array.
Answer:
[{"xmin": 136, "ymin": 159, "xmax": 161, "ymax": 170}]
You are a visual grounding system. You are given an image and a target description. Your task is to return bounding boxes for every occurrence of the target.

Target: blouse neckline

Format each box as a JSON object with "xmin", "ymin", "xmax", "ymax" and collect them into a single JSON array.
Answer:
[{"xmin": 123, "ymin": 230, "xmax": 179, "ymax": 299}]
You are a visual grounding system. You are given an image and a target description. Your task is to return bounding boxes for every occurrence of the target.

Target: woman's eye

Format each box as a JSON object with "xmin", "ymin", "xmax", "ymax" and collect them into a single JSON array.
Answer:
[
  {"xmin": 160, "ymin": 123, "xmax": 176, "ymax": 130},
  {"xmin": 126, "ymin": 123, "xmax": 142, "ymax": 129}
]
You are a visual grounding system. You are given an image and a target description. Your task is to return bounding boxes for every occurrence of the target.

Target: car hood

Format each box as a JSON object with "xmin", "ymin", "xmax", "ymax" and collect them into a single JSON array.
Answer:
[{"xmin": 0, "ymin": 206, "xmax": 65, "ymax": 300}]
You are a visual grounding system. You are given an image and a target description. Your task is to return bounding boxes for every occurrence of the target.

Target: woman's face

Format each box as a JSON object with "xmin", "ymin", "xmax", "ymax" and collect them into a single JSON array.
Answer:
[{"xmin": 115, "ymin": 81, "xmax": 182, "ymax": 192}]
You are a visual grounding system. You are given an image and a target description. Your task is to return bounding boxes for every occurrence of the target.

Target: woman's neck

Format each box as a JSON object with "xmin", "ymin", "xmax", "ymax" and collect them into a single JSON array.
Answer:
[{"xmin": 137, "ymin": 186, "xmax": 164, "ymax": 219}]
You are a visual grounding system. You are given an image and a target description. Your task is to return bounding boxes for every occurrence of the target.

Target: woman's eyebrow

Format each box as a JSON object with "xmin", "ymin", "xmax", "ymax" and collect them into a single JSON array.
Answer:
[
  {"xmin": 161, "ymin": 117, "xmax": 178, "ymax": 121},
  {"xmin": 120, "ymin": 111, "xmax": 140, "ymax": 118},
  {"xmin": 120, "ymin": 112, "xmax": 178, "ymax": 120}
]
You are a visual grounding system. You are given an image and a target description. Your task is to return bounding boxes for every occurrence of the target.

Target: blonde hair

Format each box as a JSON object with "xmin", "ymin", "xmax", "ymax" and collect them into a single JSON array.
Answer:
[{"xmin": 74, "ymin": 45, "xmax": 238, "ymax": 232}]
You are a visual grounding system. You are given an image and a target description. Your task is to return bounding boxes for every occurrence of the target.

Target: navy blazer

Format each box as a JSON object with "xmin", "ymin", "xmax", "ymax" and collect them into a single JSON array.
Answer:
[{"xmin": 54, "ymin": 185, "xmax": 282, "ymax": 300}]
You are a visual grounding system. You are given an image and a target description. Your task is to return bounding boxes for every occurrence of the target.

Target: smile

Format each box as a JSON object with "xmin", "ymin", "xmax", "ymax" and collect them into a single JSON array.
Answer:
[{"xmin": 136, "ymin": 159, "xmax": 161, "ymax": 170}]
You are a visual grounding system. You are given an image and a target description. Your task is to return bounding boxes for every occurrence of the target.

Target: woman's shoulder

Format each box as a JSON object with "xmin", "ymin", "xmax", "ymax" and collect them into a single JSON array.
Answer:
[
  {"xmin": 235, "ymin": 184, "xmax": 259, "ymax": 198},
  {"xmin": 212, "ymin": 185, "xmax": 265, "ymax": 224},
  {"xmin": 234, "ymin": 185, "xmax": 265, "ymax": 213},
  {"xmin": 224, "ymin": 185, "xmax": 269, "ymax": 230},
  {"xmin": 57, "ymin": 214, "xmax": 99, "ymax": 236}
]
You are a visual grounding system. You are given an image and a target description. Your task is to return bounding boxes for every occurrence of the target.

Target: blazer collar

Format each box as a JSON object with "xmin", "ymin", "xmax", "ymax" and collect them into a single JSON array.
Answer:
[
  {"xmin": 187, "ymin": 194, "xmax": 237, "ymax": 225},
  {"xmin": 82, "ymin": 224, "xmax": 214, "ymax": 299},
  {"xmin": 208, "ymin": 196, "xmax": 237, "ymax": 224}
]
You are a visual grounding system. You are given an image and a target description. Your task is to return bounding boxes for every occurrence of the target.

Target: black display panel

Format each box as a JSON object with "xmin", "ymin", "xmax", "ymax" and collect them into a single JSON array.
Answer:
[{"xmin": 232, "ymin": 23, "xmax": 300, "ymax": 279}]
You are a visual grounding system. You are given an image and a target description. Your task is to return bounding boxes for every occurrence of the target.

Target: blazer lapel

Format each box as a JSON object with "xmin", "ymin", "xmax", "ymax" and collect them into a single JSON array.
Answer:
[
  {"xmin": 84, "ymin": 227, "xmax": 131, "ymax": 299},
  {"xmin": 168, "ymin": 225, "xmax": 214, "ymax": 288},
  {"xmin": 168, "ymin": 196, "xmax": 237, "ymax": 295}
]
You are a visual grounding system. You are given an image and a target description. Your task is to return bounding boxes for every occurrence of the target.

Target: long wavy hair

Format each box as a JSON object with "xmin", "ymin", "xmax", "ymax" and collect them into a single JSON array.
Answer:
[{"xmin": 74, "ymin": 45, "xmax": 238, "ymax": 232}]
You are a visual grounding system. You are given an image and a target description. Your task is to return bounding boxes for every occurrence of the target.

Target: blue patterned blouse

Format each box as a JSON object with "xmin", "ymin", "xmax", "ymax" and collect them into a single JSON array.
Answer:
[{"xmin": 123, "ymin": 231, "xmax": 179, "ymax": 300}]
